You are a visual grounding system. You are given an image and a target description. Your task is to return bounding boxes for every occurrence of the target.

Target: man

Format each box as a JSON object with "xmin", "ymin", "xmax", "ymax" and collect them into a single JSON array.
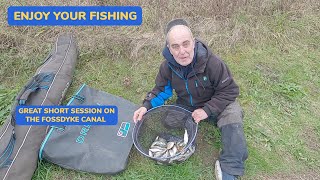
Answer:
[{"xmin": 133, "ymin": 18, "xmax": 248, "ymax": 180}]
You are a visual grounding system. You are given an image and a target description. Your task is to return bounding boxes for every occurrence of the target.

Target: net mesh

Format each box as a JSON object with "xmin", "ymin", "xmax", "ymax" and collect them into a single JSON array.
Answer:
[{"xmin": 133, "ymin": 105, "xmax": 198, "ymax": 164}]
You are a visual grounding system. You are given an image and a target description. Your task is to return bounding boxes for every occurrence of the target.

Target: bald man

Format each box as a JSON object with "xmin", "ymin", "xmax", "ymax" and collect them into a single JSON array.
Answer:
[{"xmin": 133, "ymin": 19, "xmax": 248, "ymax": 180}]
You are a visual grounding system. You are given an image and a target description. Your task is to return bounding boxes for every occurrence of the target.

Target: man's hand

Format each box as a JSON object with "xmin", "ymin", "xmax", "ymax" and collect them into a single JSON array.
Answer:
[
  {"xmin": 192, "ymin": 108, "xmax": 208, "ymax": 123},
  {"xmin": 133, "ymin": 107, "xmax": 147, "ymax": 123}
]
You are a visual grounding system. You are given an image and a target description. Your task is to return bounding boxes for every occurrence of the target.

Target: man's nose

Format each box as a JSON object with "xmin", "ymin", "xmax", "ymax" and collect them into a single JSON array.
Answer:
[{"xmin": 179, "ymin": 47, "xmax": 187, "ymax": 55}]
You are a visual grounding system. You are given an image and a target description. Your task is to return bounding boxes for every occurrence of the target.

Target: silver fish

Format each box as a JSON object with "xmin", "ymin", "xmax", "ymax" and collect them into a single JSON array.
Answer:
[
  {"xmin": 151, "ymin": 141, "xmax": 166, "ymax": 148},
  {"xmin": 176, "ymin": 141, "xmax": 185, "ymax": 152},
  {"xmin": 158, "ymin": 137, "xmax": 167, "ymax": 144},
  {"xmin": 172, "ymin": 146, "xmax": 178, "ymax": 154},
  {"xmin": 183, "ymin": 129, "xmax": 188, "ymax": 145},
  {"xmin": 166, "ymin": 142, "xmax": 175, "ymax": 150},
  {"xmin": 149, "ymin": 147, "xmax": 166, "ymax": 153},
  {"xmin": 168, "ymin": 146, "xmax": 178, "ymax": 157},
  {"xmin": 163, "ymin": 151, "xmax": 170, "ymax": 158},
  {"xmin": 168, "ymin": 149, "xmax": 174, "ymax": 157},
  {"xmin": 154, "ymin": 150, "xmax": 167, "ymax": 158}
]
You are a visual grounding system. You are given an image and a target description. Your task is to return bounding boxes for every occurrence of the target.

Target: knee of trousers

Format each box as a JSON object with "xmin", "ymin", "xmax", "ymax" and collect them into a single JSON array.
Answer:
[
  {"xmin": 217, "ymin": 100, "xmax": 244, "ymax": 128},
  {"xmin": 220, "ymin": 123, "xmax": 248, "ymax": 159}
]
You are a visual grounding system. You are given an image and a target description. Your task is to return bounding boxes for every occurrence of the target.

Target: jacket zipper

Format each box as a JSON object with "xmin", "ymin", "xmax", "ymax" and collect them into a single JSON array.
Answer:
[
  {"xmin": 185, "ymin": 80, "xmax": 193, "ymax": 106},
  {"xmin": 168, "ymin": 64, "xmax": 194, "ymax": 107}
]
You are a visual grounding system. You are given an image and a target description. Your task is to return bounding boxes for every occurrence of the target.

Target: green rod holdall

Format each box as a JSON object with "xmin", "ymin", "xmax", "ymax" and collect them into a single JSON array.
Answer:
[
  {"xmin": 0, "ymin": 33, "xmax": 78, "ymax": 180},
  {"xmin": 39, "ymin": 84, "xmax": 138, "ymax": 174}
]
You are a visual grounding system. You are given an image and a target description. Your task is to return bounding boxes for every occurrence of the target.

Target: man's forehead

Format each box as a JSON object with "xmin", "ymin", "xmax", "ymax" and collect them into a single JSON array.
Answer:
[{"xmin": 167, "ymin": 25, "xmax": 193, "ymax": 44}]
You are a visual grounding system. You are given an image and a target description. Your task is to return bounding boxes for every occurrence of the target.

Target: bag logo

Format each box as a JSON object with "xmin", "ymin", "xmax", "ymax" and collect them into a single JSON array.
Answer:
[
  {"xmin": 76, "ymin": 125, "xmax": 91, "ymax": 144},
  {"xmin": 117, "ymin": 122, "xmax": 130, "ymax": 137}
]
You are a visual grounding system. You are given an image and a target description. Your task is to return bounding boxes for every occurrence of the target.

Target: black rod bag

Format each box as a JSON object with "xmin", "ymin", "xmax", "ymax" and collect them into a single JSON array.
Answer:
[
  {"xmin": 0, "ymin": 33, "xmax": 78, "ymax": 180},
  {"xmin": 39, "ymin": 84, "xmax": 137, "ymax": 174}
]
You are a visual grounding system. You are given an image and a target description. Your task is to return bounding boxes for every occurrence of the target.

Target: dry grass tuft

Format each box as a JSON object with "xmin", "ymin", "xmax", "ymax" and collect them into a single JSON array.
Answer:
[{"xmin": 1, "ymin": 0, "xmax": 319, "ymax": 60}]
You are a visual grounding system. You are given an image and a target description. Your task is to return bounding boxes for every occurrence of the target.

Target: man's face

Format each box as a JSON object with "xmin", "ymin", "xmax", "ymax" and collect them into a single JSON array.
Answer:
[{"xmin": 167, "ymin": 25, "xmax": 195, "ymax": 66}]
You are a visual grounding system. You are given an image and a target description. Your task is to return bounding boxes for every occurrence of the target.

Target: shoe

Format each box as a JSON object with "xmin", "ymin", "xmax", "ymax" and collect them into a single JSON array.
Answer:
[
  {"xmin": 215, "ymin": 160, "xmax": 237, "ymax": 180},
  {"xmin": 215, "ymin": 160, "xmax": 222, "ymax": 180}
]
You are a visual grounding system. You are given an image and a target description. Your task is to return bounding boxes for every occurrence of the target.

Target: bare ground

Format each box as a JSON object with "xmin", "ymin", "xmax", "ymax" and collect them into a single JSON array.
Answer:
[{"xmin": 194, "ymin": 127, "xmax": 220, "ymax": 168}]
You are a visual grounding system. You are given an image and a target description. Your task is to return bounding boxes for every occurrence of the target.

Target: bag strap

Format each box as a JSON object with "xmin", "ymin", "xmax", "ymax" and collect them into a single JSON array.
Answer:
[
  {"xmin": 18, "ymin": 73, "xmax": 54, "ymax": 105},
  {"xmin": 0, "ymin": 131, "xmax": 15, "ymax": 168},
  {"xmin": 10, "ymin": 73, "xmax": 54, "ymax": 126}
]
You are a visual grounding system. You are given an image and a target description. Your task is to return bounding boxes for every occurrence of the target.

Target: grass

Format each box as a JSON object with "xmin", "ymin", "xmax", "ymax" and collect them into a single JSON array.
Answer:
[{"xmin": 1, "ymin": 0, "xmax": 320, "ymax": 179}]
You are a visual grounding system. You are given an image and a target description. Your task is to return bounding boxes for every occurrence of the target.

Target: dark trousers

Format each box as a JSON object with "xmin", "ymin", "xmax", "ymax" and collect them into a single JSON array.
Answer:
[
  {"xmin": 214, "ymin": 101, "xmax": 248, "ymax": 176},
  {"xmin": 178, "ymin": 101, "xmax": 248, "ymax": 176}
]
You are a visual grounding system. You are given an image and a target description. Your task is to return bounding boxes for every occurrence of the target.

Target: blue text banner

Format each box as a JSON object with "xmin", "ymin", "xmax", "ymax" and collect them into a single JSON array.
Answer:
[
  {"xmin": 16, "ymin": 105, "xmax": 118, "ymax": 125},
  {"xmin": 8, "ymin": 6, "xmax": 142, "ymax": 26}
]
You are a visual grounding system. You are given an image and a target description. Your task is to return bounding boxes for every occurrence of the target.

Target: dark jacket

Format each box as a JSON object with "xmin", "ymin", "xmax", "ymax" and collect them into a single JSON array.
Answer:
[{"xmin": 142, "ymin": 40, "xmax": 239, "ymax": 117}]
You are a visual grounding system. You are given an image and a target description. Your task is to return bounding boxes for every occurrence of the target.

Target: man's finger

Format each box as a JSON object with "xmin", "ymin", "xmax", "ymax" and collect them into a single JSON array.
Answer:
[
  {"xmin": 133, "ymin": 111, "xmax": 139, "ymax": 123},
  {"xmin": 133, "ymin": 112, "xmax": 137, "ymax": 119},
  {"xmin": 137, "ymin": 112, "xmax": 144, "ymax": 121},
  {"xmin": 194, "ymin": 117, "xmax": 200, "ymax": 123},
  {"xmin": 133, "ymin": 117, "xmax": 137, "ymax": 123},
  {"xmin": 192, "ymin": 111, "xmax": 196, "ymax": 118}
]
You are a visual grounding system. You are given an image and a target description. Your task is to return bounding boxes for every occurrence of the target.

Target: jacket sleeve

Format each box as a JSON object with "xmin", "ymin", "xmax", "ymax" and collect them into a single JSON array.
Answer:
[
  {"xmin": 142, "ymin": 62, "xmax": 173, "ymax": 110},
  {"xmin": 202, "ymin": 55, "xmax": 239, "ymax": 117}
]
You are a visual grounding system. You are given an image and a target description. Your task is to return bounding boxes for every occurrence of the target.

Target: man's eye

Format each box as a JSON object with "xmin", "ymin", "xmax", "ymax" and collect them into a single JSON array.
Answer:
[
  {"xmin": 172, "ymin": 45, "xmax": 179, "ymax": 49},
  {"xmin": 183, "ymin": 42, "xmax": 190, "ymax": 48}
]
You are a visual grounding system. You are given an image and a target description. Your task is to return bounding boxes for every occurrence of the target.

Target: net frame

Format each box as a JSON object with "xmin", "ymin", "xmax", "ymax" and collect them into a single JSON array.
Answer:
[{"xmin": 132, "ymin": 105, "xmax": 198, "ymax": 163}]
